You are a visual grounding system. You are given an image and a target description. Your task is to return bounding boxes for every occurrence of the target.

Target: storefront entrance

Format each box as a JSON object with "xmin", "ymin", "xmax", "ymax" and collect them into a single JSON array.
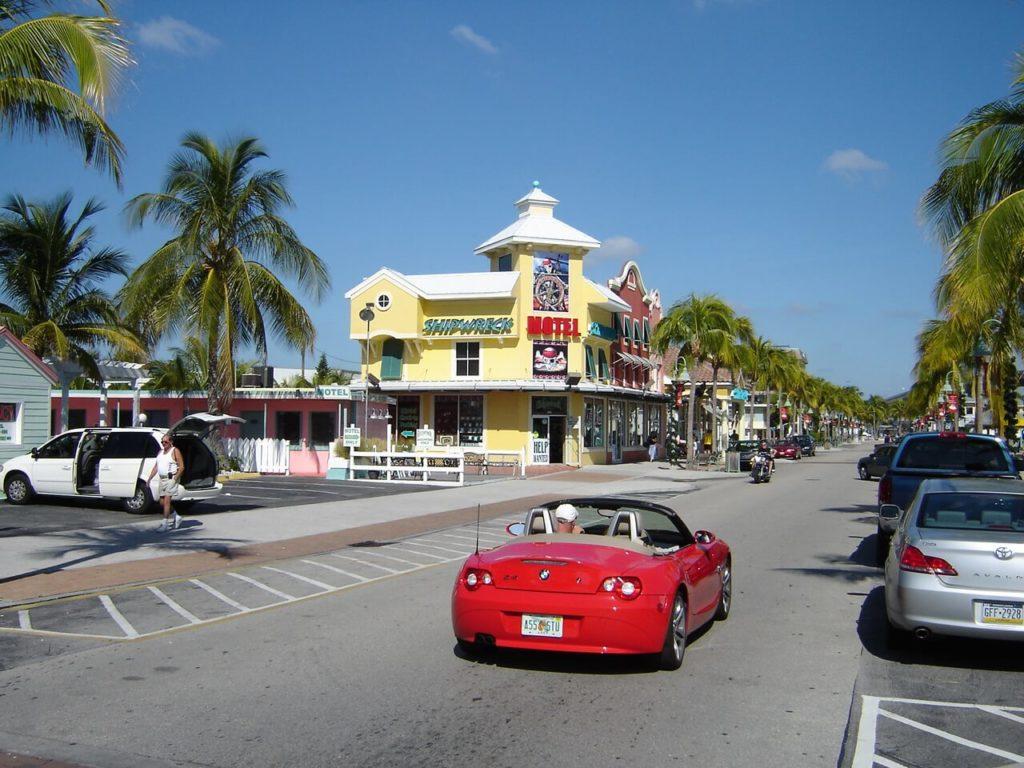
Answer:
[{"xmin": 532, "ymin": 396, "xmax": 567, "ymax": 465}]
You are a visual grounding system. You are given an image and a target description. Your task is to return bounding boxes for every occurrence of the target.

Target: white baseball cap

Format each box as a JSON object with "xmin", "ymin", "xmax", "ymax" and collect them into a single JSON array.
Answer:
[{"xmin": 555, "ymin": 503, "xmax": 578, "ymax": 523}]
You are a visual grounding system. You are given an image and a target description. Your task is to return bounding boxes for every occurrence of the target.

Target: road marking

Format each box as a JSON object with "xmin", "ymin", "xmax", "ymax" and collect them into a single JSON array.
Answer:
[
  {"xmin": 871, "ymin": 757, "xmax": 905, "ymax": 768},
  {"xmin": 328, "ymin": 553, "xmax": 401, "ymax": 573},
  {"xmin": 99, "ymin": 595, "xmax": 139, "ymax": 638},
  {"xmin": 221, "ymin": 493, "xmax": 280, "ymax": 500},
  {"xmin": 852, "ymin": 695, "xmax": 880, "ymax": 768},
  {"xmin": 398, "ymin": 540, "xmax": 469, "ymax": 556},
  {"xmin": 346, "ymin": 550, "xmax": 427, "ymax": 568},
  {"xmin": 261, "ymin": 566, "xmax": 334, "ymax": 590},
  {"xmin": 877, "ymin": 709, "xmax": 1024, "ymax": 762},
  {"xmin": 227, "ymin": 572, "xmax": 295, "ymax": 600},
  {"xmin": 300, "ymin": 559, "xmax": 370, "ymax": 582},
  {"xmin": 18, "ymin": 610, "xmax": 30, "ymax": 630},
  {"xmin": 190, "ymin": 578, "xmax": 248, "ymax": 612},
  {"xmin": 227, "ymin": 483, "xmax": 339, "ymax": 495},
  {"xmin": 147, "ymin": 586, "xmax": 200, "ymax": 624},
  {"xmin": 382, "ymin": 545, "xmax": 449, "ymax": 561},
  {"xmin": 437, "ymin": 532, "xmax": 506, "ymax": 543},
  {"xmin": 978, "ymin": 705, "xmax": 1024, "ymax": 725}
]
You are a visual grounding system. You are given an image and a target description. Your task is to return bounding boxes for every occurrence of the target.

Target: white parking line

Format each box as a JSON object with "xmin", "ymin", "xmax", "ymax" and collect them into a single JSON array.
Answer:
[
  {"xmin": 99, "ymin": 595, "xmax": 139, "ymax": 638},
  {"xmin": 18, "ymin": 610, "xmax": 30, "ymax": 630},
  {"xmin": 228, "ymin": 483, "xmax": 339, "ymax": 495},
  {"xmin": 438, "ymin": 532, "xmax": 506, "ymax": 543},
  {"xmin": 852, "ymin": 695, "xmax": 880, "ymax": 768},
  {"xmin": 226, "ymin": 572, "xmax": 295, "ymax": 600},
  {"xmin": 301, "ymin": 559, "xmax": 371, "ymax": 582},
  {"xmin": 877, "ymin": 709, "xmax": 1024, "ymax": 763},
  {"xmin": 400, "ymin": 540, "xmax": 470, "ymax": 556},
  {"xmin": 148, "ymin": 586, "xmax": 201, "ymax": 624},
  {"xmin": 221, "ymin": 493, "xmax": 280, "ymax": 500},
  {"xmin": 383, "ymin": 545, "xmax": 450, "ymax": 561},
  {"xmin": 343, "ymin": 550, "xmax": 425, "ymax": 569},
  {"xmin": 978, "ymin": 705, "xmax": 1024, "ymax": 725},
  {"xmin": 328, "ymin": 553, "xmax": 401, "ymax": 574},
  {"xmin": 261, "ymin": 566, "xmax": 333, "ymax": 591},
  {"xmin": 190, "ymin": 578, "xmax": 248, "ymax": 611}
]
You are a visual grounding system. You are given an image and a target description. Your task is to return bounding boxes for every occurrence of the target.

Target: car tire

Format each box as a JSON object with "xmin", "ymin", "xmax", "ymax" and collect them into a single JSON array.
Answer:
[
  {"xmin": 123, "ymin": 482, "xmax": 154, "ymax": 514},
  {"xmin": 3, "ymin": 472, "xmax": 35, "ymax": 505},
  {"xmin": 659, "ymin": 591, "xmax": 687, "ymax": 670},
  {"xmin": 858, "ymin": 465, "xmax": 869, "ymax": 480},
  {"xmin": 714, "ymin": 561, "xmax": 732, "ymax": 621},
  {"xmin": 875, "ymin": 525, "xmax": 891, "ymax": 566}
]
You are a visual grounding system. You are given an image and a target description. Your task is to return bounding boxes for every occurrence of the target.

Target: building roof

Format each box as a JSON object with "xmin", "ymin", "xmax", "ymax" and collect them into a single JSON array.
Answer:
[
  {"xmin": 0, "ymin": 326, "xmax": 59, "ymax": 384},
  {"xmin": 474, "ymin": 184, "xmax": 601, "ymax": 255},
  {"xmin": 585, "ymin": 277, "xmax": 631, "ymax": 312},
  {"xmin": 607, "ymin": 260, "xmax": 657, "ymax": 305},
  {"xmin": 345, "ymin": 267, "xmax": 519, "ymax": 301}
]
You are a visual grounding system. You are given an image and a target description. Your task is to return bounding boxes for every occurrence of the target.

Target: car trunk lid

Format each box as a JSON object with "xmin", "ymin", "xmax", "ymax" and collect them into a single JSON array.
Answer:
[
  {"xmin": 168, "ymin": 413, "xmax": 244, "ymax": 439},
  {"xmin": 484, "ymin": 540, "xmax": 642, "ymax": 595},
  {"xmin": 914, "ymin": 531, "xmax": 1024, "ymax": 591}
]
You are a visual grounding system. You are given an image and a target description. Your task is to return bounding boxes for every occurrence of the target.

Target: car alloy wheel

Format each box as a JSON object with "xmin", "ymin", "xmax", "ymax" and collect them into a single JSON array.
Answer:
[
  {"xmin": 714, "ymin": 563, "xmax": 732, "ymax": 620},
  {"xmin": 858, "ymin": 465, "xmax": 869, "ymax": 480},
  {"xmin": 123, "ymin": 483, "xmax": 153, "ymax": 514},
  {"xmin": 4, "ymin": 474, "xmax": 32, "ymax": 504},
  {"xmin": 659, "ymin": 592, "xmax": 687, "ymax": 670}
]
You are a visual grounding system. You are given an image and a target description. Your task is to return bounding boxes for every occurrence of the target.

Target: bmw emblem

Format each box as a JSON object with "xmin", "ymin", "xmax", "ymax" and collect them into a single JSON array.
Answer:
[
  {"xmin": 539, "ymin": 569, "xmax": 550, "ymax": 581},
  {"xmin": 994, "ymin": 547, "xmax": 1014, "ymax": 561}
]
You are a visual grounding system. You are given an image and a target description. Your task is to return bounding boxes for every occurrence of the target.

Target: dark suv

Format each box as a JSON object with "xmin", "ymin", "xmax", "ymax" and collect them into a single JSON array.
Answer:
[{"xmin": 792, "ymin": 434, "xmax": 815, "ymax": 456}]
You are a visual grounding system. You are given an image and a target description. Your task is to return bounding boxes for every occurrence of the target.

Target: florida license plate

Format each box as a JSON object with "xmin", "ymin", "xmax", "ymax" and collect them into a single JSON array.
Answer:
[
  {"xmin": 521, "ymin": 614, "xmax": 563, "ymax": 637},
  {"xmin": 977, "ymin": 601, "xmax": 1024, "ymax": 625}
]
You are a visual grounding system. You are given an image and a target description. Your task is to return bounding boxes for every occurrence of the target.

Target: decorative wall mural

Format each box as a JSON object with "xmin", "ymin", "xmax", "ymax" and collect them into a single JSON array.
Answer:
[{"xmin": 532, "ymin": 251, "xmax": 569, "ymax": 312}]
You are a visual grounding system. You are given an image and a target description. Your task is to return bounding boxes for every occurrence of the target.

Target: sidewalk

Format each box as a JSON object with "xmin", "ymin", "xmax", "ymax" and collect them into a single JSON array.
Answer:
[{"xmin": 0, "ymin": 461, "xmax": 741, "ymax": 605}]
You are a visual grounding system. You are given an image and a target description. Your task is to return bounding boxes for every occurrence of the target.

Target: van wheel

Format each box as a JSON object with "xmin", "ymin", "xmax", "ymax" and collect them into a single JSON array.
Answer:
[
  {"xmin": 123, "ymin": 482, "xmax": 154, "ymax": 514},
  {"xmin": 4, "ymin": 473, "xmax": 34, "ymax": 504}
]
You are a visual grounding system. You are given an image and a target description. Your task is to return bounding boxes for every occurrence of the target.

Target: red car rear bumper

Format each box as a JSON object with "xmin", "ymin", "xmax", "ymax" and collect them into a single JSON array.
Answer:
[{"xmin": 452, "ymin": 587, "xmax": 671, "ymax": 654}]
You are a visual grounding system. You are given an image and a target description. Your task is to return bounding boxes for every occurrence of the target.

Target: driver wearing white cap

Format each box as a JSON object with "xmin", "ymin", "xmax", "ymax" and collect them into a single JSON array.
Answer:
[{"xmin": 554, "ymin": 503, "xmax": 584, "ymax": 534}]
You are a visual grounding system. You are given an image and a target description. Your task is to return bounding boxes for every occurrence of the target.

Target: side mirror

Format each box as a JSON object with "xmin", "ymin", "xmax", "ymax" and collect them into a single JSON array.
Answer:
[
  {"xmin": 878, "ymin": 504, "xmax": 902, "ymax": 522},
  {"xmin": 694, "ymin": 530, "xmax": 716, "ymax": 545},
  {"xmin": 506, "ymin": 522, "xmax": 526, "ymax": 537},
  {"xmin": 30, "ymin": 447, "xmax": 39, "ymax": 459}
]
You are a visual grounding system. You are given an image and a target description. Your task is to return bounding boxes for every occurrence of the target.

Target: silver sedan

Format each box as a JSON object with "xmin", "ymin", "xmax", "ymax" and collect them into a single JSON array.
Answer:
[{"xmin": 882, "ymin": 477, "xmax": 1024, "ymax": 644}]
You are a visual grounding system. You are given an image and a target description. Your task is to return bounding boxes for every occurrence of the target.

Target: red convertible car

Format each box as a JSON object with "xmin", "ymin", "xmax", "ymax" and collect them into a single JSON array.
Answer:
[{"xmin": 451, "ymin": 497, "xmax": 732, "ymax": 670}]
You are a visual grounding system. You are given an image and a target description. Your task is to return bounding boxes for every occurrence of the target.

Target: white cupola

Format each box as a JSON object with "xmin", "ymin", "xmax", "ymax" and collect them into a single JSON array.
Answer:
[{"xmin": 474, "ymin": 182, "xmax": 601, "ymax": 256}]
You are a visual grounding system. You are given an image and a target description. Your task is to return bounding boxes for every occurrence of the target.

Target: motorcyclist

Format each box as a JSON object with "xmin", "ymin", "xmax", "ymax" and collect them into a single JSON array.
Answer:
[{"xmin": 756, "ymin": 440, "xmax": 775, "ymax": 476}]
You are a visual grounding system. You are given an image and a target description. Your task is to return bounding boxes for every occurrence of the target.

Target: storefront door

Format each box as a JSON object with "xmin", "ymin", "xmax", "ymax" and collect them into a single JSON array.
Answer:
[
  {"xmin": 549, "ymin": 417, "xmax": 565, "ymax": 464},
  {"xmin": 532, "ymin": 416, "xmax": 550, "ymax": 464}
]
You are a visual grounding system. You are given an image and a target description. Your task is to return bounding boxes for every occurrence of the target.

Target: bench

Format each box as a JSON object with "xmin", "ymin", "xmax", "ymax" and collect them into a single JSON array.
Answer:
[{"xmin": 463, "ymin": 450, "xmax": 522, "ymax": 477}]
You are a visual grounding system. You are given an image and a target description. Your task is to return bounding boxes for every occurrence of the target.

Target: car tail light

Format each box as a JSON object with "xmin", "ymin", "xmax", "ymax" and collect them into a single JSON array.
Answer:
[
  {"xmin": 464, "ymin": 568, "xmax": 493, "ymax": 590},
  {"xmin": 878, "ymin": 475, "xmax": 892, "ymax": 505},
  {"xmin": 601, "ymin": 576, "xmax": 642, "ymax": 600},
  {"xmin": 938, "ymin": 431, "xmax": 967, "ymax": 439},
  {"xmin": 899, "ymin": 544, "xmax": 958, "ymax": 576}
]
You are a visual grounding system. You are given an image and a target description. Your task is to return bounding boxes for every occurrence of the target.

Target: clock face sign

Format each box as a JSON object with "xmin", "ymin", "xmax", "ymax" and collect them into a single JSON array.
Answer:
[{"xmin": 533, "ymin": 252, "xmax": 569, "ymax": 312}]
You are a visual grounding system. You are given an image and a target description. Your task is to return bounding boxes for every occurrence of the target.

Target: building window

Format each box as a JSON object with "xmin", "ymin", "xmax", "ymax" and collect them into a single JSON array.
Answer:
[
  {"xmin": 146, "ymin": 409, "xmax": 170, "ymax": 428},
  {"xmin": 497, "ymin": 253, "xmax": 512, "ymax": 272},
  {"xmin": 584, "ymin": 398, "xmax": 605, "ymax": 448},
  {"xmin": 434, "ymin": 394, "xmax": 483, "ymax": 446},
  {"xmin": 396, "ymin": 396, "xmax": 420, "ymax": 440},
  {"xmin": 646, "ymin": 404, "xmax": 661, "ymax": 438},
  {"xmin": 633, "ymin": 320, "xmax": 642, "ymax": 347},
  {"xmin": 643, "ymin": 318, "xmax": 651, "ymax": 344},
  {"xmin": 608, "ymin": 400, "xmax": 623, "ymax": 447},
  {"xmin": 532, "ymin": 396, "xmax": 567, "ymax": 416},
  {"xmin": 585, "ymin": 346, "xmax": 595, "ymax": 379},
  {"xmin": 381, "ymin": 339, "xmax": 404, "ymax": 380},
  {"xmin": 240, "ymin": 410, "xmax": 264, "ymax": 439},
  {"xmin": 276, "ymin": 411, "xmax": 301, "ymax": 446},
  {"xmin": 459, "ymin": 395, "xmax": 483, "ymax": 445},
  {"xmin": 375, "ymin": 293, "xmax": 391, "ymax": 311},
  {"xmin": 620, "ymin": 315, "xmax": 632, "ymax": 342},
  {"xmin": 627, "ymin": 402, "xmax": 643, "ymax": 446},
  {"xmin": 598, "ymin": 349, "xmax": 609, "ymax": 381},
  {"xmin": 310, "ymin": 412, "xmax": 336, "ymax": 448},
  {"xmin": 455, "ymin": 341, "xmax": 480, "ymax": 377}
]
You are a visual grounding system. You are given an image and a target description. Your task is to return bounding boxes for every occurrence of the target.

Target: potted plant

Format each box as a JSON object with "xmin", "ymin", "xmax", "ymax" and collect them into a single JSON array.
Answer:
[{"xmin": 326, "ymin": 439, "xmax": 351, "ymax": 479}]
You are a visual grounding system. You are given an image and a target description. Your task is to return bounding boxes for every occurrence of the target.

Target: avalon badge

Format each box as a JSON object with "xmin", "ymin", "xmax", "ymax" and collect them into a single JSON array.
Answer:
[{"xmin": 994, "ymin": 547, "xmax": 1014, "ymax": 561}]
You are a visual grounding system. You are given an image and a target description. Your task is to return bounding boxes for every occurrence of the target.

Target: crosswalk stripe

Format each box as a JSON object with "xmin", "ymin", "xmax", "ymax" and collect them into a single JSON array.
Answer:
[
  {"xmin": 227, "ymin": 572, "xmax": 295, "ymax": 600},
  {"xmin": 189, "ymin": 578, "xmax": 248, "ymax": 612},
  {"xmin": 99, "ymin": 595, "xmax": 139, "ymax": 638},
  {"xmin": 148, "ymin": 586, "xmax": 201, "ymax": 624}
]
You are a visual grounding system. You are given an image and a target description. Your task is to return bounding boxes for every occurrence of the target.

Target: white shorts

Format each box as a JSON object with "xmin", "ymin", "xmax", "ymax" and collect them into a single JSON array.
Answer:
[{"xmin": 158, "ymin": 477, "xmax": 180, "ymax": 498}]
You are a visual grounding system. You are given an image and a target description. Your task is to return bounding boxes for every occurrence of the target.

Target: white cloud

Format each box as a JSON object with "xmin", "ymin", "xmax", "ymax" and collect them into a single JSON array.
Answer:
[
  {"xmin": 589, "ymin": 235, "xmax": 643, "ymax": 265},
  {"xmin": 137, "ymin": 17, "xmax": 219, "ymax": 55},
  {"xmin": 450, "ymin": 24, "xmax": 498, "ymax": 55},
  {"xmin": 823, "ymin": 148, "xmax": 888, "ymax": 178}
]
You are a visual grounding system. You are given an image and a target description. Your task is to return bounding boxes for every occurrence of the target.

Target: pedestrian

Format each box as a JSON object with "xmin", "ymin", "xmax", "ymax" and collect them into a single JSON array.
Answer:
[
  {"xmin": 646, "ymin": 431, "xmax": 658, "ymax": 461},
  {"xmin": 148, "ymin": 434, "xmax": 184, "ymax": 531}
]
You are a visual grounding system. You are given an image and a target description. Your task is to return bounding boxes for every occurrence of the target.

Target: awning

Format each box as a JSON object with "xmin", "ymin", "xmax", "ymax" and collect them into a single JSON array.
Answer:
[{"xmin": 617, "ymin": 351, "xmax": 643, "ymax": 367}]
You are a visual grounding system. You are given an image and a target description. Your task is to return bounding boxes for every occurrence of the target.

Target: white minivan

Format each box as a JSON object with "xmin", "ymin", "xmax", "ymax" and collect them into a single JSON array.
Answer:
[{"xmin": 0, "ymin": 413, "xmax": 242, "ymax": 513}]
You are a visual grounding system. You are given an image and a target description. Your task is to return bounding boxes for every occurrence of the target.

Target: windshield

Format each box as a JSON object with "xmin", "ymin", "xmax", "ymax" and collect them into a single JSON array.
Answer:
[
  {"xmin": 734, "ymin": 441, "xmax": 760, "ymax": 451},
  {"xmin": 895, "ymin": 437, "xmax": 1010, "ymax": 472},
  {"xmin": 917, "ymin": 492, "xmax": 1024, "ymax": 534}
]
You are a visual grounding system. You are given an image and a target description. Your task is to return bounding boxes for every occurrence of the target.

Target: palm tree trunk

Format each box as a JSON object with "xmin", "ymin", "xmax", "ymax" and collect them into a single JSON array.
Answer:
[
  {"xmin": 711, "ymin": 365, "xmax": 719, "ymax": 454},
  {"xmin": 686, "ymin": 381, "xmax": 697, "ymax": 466}
]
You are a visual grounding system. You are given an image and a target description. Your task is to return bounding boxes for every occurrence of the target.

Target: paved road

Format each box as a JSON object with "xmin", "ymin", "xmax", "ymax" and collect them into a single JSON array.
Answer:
[
  {"xmin": 0, "ymin": 477, "xmax": 431, "ymax": 537},
  {"xmin": 0, "ymin": 449, "xmax": 1020, "ymax": 768}
]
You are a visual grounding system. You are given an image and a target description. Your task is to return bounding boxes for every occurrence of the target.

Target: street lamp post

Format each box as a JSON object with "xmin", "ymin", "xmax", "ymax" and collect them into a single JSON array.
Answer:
[
  {"xmin": 974, "ymin": 338, "xmax": 991, "ymax": 435},
  {"xmin": 359, "ymin": 302, "xmax": 375, "ymax": 440}
]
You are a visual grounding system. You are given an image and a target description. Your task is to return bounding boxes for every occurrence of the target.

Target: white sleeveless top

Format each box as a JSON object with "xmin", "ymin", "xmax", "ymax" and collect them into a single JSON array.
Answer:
[{"xmin": 156, "ymin": 446, "xmax": 178, "ymax": 477}]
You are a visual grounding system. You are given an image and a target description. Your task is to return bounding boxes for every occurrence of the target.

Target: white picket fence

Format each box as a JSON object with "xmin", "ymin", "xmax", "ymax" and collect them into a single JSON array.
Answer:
[
  {"xmin": 223, "ymin": 437, "xmax": 290, "ymax": 474},
  {"xmin": 348, "ymin": 450, "xmax": 465, "ymax": 486}
]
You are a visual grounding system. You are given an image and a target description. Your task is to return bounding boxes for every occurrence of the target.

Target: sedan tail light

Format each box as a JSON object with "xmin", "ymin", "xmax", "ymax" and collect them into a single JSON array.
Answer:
[
  {"xmin": 899, "ymin": 544, "xmax": 958, "ymax": 576},
  {"xmin": 601, "ymin": 576, "xmax": 642, "ymax": 600},
  {"xmin": 464, "ymin": 568, "xmax": 493, "ymax": 590}
]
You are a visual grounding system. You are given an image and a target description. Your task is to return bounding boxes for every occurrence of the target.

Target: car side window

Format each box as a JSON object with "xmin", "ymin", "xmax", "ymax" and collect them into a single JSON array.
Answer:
[
  {"xmin": 102, "ymin": 433, "xmax": 158, "ymax": 459},
  {"xmin": 36, "ymin": 433, "xmax": 81, "ymax": 459}
]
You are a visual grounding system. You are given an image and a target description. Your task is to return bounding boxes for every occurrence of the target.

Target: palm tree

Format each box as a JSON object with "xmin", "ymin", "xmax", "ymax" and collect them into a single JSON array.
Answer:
[
  {"xmin": 122, "ymin": 133, "xmax": 330, "ymax": 414},
  {"xmin": 651, "ymin": 293, "xmax": 735, "ymax": 465},
  {"xmin": 0, "ymin": 192, "xmax": 143, "ymax": 380},
  {"xmin": 704, "ymin": 314, "xmax": 753, "ymax": 454},
  {"xmin": 145, "ymin": 336, "xmax": 208, "ymax": 392},
  {"xmin": 0, "ymin": 1, "xmax": 132, "ymax": 184}
]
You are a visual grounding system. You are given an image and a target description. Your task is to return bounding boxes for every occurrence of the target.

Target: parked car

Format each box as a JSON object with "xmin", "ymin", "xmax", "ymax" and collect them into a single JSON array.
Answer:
[
  {"xmin": 876, "ymin": 431, "xmax": 1019, "ymax": 565},
  {"xmin": 730, "ymin": 440, "xmax": 762, "ymax": 471},
  {"xmin": 792, "ymin": 434, "xmax": 816, "ymax": 457},
  {"xmin": 451, "ymin": 498, "xmax": 731, "ymax": 670},
  {"xmin": 0, "ymin": 413, "xmax": 242, "ymax": 513},
  {"xmin": 882, "ymin": 477, "xmax": 1024, "ymax": 645},
  {"xmin": 858, "ymin": 444, "xmax": 896, "ymax": 480},
  {"xmin": 772, "ymin": 440, "xmax": 801, "ymax": 460}
]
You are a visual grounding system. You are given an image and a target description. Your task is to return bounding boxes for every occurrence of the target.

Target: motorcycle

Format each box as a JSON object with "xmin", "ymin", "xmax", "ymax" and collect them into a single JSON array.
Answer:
[{"xmin": 751, "ymin": 453, "xmax": 772, "ymax": 483}]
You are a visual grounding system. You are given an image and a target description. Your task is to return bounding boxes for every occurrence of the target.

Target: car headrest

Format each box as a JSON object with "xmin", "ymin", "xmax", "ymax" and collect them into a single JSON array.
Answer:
[
  {"xmin": 606, "ymin": 510, "xmax": 641, "ymax": 541},
  {"xmin": 526, "ymin": 507, "xmax": 555, "ymax": 534}
]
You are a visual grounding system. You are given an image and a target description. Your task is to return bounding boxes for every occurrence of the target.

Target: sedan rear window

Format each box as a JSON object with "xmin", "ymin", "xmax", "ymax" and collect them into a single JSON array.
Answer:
[
  {"xmin": 896, "ymin": 437, "xmax": 1010, "ymax": 472},
  {"xmin": 918, "ymin": 492, "xmax": 1024, "ymax": 532}
]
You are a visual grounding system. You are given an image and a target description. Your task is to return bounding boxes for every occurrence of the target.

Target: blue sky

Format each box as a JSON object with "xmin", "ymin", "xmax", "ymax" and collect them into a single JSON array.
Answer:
[{"xmin": 6, "ymin": 0, "xmax": 1024, "ymax": 395}]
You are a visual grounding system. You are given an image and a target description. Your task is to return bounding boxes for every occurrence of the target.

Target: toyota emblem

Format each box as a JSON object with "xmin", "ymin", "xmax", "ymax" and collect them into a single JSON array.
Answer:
[
  {"xmin": 539, "ymin": 569, "xmax": 550, "ymax": 580},
  {"xmin": 994, "ymin": 547, "xmax": 1014, "ymax": 561}
]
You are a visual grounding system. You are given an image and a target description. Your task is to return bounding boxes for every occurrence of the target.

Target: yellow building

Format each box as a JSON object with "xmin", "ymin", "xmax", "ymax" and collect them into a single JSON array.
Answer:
[{"xmin": 344, "ymin": 185, "xmax": 669, "ymax": 468}]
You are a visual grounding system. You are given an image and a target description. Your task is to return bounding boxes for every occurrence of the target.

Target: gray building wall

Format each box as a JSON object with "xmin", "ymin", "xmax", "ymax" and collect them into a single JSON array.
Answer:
[{"xmin": 0, "ymin": 336, "xmax": 53, "ymax": 463}]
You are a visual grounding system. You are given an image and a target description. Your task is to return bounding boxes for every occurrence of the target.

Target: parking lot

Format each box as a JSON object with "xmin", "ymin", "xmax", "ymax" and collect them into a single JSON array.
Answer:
[{"xmin": 0, "ymin": 476, "xmax": 433, "ymax": 538}]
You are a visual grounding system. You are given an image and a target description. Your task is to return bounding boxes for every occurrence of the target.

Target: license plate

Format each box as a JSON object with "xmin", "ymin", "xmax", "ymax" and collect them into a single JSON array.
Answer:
[
  {"xmin": 521, "ymin": 614, "xmax": 563, "ymax": 637},
  {"xmin": 977, "ymin": 601, "xmax": 1024, "ymax": 625}
]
